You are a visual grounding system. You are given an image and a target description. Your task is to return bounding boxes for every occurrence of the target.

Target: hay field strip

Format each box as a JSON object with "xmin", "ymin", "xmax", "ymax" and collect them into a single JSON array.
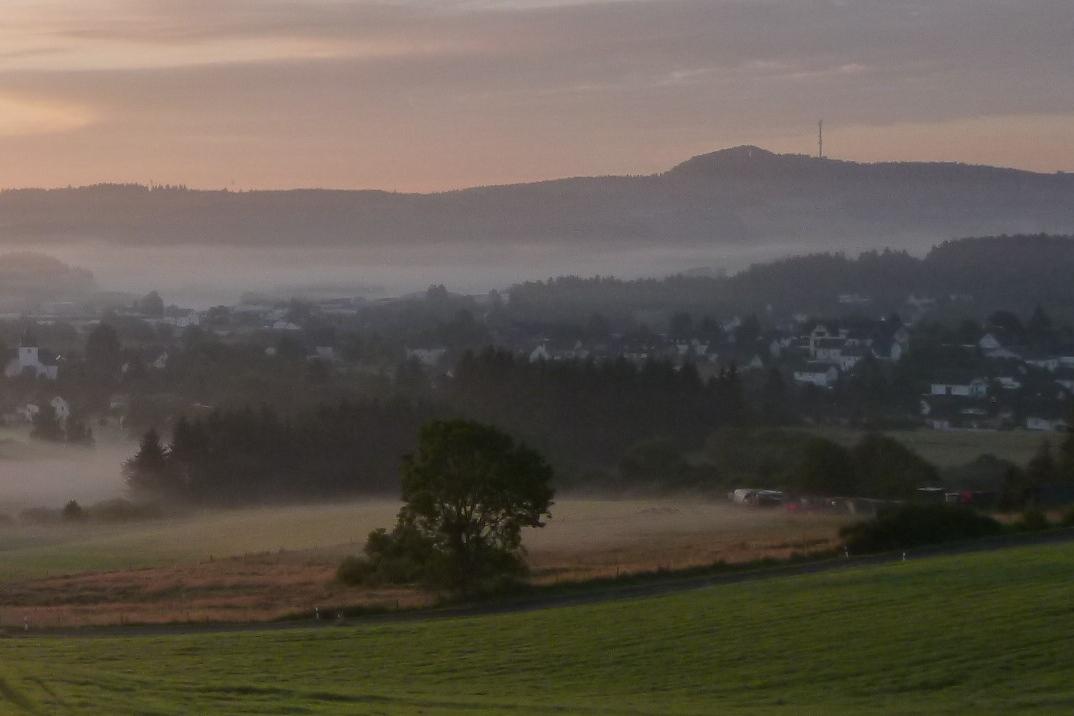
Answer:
[{"xmin": 0, "ymin": 500, "xmax": 847, "ymax": 582}]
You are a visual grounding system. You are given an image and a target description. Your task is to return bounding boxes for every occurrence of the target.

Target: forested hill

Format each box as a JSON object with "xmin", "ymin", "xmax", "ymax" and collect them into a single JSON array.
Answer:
[
  {"xmin": 507, "ymin": 235, "xmax": 1074, "ymax": 323},
  {"xmin": 2, "ymin": 147, "xmax": 1073, "ymax": 249}
]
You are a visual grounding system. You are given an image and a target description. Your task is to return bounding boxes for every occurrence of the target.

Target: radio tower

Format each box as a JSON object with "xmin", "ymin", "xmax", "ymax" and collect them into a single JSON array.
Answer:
[{"xmin": 818, "ymin": 119, "xmax": 824, "ymax": 159}]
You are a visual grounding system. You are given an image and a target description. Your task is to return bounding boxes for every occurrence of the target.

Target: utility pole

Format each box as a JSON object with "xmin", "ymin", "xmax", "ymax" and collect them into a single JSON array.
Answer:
[{"xmin": 818, "ymin": 119, "xmax": 824, "ymax": 159}]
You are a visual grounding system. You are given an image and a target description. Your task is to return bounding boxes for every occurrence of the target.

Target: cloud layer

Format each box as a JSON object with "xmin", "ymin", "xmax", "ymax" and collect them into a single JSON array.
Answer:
[{"xmin": 2, "ymin": 0, "xmax": 1073, "ymax": 189}]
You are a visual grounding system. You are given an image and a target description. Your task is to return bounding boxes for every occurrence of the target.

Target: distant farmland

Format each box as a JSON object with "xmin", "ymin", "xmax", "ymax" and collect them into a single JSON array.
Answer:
[{"xmin": 3, "ymin": 541, "xmax": 1074, "ymax": 713}]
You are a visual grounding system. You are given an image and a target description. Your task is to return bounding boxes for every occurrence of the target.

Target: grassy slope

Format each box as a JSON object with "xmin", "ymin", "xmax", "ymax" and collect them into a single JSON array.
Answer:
[
  {"xmin": 2, "ymin": 542, "xmax": 1073, "ymax": 714},
  {"xmin": 801, "ymin": 427, "xmax": 1047, "ymax": 467}
]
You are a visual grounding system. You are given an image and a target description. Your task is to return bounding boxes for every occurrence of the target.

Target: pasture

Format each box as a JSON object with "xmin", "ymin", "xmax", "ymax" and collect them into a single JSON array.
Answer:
[{"xmin": 1, "ymin": 540, "xmax": 1073, "ymax": 713}]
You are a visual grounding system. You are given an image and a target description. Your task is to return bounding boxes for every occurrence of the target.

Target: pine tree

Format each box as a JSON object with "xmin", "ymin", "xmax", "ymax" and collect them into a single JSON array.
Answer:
[{"xmin": 123, "ymin": 428, "xmax": 175, "ymax": 498}]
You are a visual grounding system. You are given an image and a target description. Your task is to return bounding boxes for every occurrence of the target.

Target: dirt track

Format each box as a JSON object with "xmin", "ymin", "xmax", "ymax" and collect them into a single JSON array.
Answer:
[{"xmin": 20, "ymin": 526, "xmax": 1074, "ymax": 640}]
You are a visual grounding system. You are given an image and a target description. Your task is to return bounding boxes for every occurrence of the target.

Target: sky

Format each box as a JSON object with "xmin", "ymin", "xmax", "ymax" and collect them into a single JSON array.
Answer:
[{"xmin": 2, "ymin": 0, "xmax": 1073, "ymax": 192}]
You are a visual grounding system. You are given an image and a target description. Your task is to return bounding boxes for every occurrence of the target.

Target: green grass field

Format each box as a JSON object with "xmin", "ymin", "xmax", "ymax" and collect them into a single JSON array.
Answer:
[
  {"xmin": 802, "ymin": 426, "xmax": 1048, "ymax": 467},
  {"xmin": 2, "ymin": 541, "xmax": 1073, "ymax": 714}
]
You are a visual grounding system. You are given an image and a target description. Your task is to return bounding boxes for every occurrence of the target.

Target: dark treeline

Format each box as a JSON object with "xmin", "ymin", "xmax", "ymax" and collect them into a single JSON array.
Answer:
[
  {"xmin": 126, "ymin": 401, "xmax": 436, "ymax": 505},
  {"xmin": 508, "ymin": 235, "xmax": 1074, "ymax": 325},
  {"xmin": 446, "ymin": 349, "xmax": 743, "ymax": 474},
  {"xmin": 123, "ymin": 344, "xmax": 1074, "ymax": 506},
  {"xmin": 125, "ymin": 350, "xmax": 745, "ymax": 505}
]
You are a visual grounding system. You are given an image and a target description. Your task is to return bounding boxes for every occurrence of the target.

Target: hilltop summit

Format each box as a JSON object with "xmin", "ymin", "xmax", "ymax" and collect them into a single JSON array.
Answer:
[{"xmin": 1, "ymin": 148, "xmax": 1073, "ymax": 251}]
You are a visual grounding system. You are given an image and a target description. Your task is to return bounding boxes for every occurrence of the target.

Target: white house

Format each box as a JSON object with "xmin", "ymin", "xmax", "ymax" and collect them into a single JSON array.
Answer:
[
  {"xmin": 1026, "ymin": 416, "xmax": 1069, "ymax": 432},
  {"xmin": 49, "ymin": 396, "xmax": 70, "ymax": 425},
  {"xmin": 528, "ymin": 344, "xmax": 551, "ymax": 363},
  {"xmin": 1025, "ymin": 356, "xmax": 1061, "ymax": 372},
  {"xmin": 793, "ymin": 365, "xmax": 839, "ymax": 389},
  {"xmin": 813, "ymin": 338, "xmax": 846, "ymax": 362},
  {"xmin": 984, "ymin": 347, "xmax": 1023, "ymax": 361},
  {"xmin": 312, "ymin": 346, "xmax": 338, "ymax": 362},
  {"xmin": 978, "ymin": 333, "xmax": 1003, "ymax": 351},
  {"xmin": 13, "ymin": 396, "xmax": 68, "ymax": 425},
  {"xmin": 4, "ymin": 344, "xmax": 58, "ymax": 381},
  {"xmin": 406, "ymin": 347, "xmax": 447, "ymax": 367},
  {"xmin": 269, "ymin": 320, "xmax": 301, "ymax": 331},
  {"xmin": 163, "ymin": 313, "xmax": 200, "ymax": 328},
  {"xmin": 928, "ymin": 379, "xmax": 989, "ymax": 398},
  {"xmin": 743, "ymin": 354, "xmax": 766, "ymax": 371},
  {"xmin": 836, "ymin": 347, "xmax": 868, "ymax": 371},
  {"xmin": 808, "ymin": 324, "xmax": 832, "ymax": 356}
]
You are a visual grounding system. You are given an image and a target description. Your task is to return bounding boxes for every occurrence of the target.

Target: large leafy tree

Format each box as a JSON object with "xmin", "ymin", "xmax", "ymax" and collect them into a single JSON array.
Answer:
[{"xmin": 369, "ymin": 420, "xmax": 554, "ymax": 591}]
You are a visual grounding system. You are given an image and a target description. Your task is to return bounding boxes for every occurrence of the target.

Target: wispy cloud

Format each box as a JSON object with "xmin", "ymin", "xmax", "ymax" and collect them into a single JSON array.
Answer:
[
  {"xmin": 0, "ymin": 93, "xmax": 95, "ymax": 136},
  {"xmin": 1, "ymin": 0, "xmax": 1073, "ymax": 188}
]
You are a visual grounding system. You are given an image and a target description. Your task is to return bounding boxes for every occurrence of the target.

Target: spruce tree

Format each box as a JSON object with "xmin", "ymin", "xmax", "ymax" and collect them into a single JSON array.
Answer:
[{"xmin": 123, "ymin": 428, "xmax": 174, "ymax": 498}]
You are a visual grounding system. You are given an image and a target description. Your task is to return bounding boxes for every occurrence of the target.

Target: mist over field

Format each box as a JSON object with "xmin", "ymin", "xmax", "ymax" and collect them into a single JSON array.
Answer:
[{"xmin": 0, "ymin": 433, "xmax": 132, "ymax": 511}]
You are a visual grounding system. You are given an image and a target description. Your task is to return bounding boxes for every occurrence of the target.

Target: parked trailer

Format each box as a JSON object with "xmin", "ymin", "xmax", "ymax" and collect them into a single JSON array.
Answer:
[{"xmin": 728, "ymin": 488, "xmax": 785, "ymax": 507}]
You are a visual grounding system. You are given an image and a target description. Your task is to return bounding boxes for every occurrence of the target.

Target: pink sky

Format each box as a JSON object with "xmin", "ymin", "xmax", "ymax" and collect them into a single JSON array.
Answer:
[{"xmin": 2, "ymin": 0, "xmax": 1073, "ymax": 191}]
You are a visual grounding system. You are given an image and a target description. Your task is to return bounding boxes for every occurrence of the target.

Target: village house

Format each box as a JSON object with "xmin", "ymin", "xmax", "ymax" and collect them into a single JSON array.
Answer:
[
  {"xmin": 928, "ymin": 377, "xmax": 989, "ymax": 398},
  {"xmin": 4, "ymin": 340, "xmax": 59, "ymax": 381},
  {"xmin": 793, "ymin": 363, "xmax": 840, "ymax": 389},
  {"xmin": 1026, "ymin": 415, "xmax": 1070, "ymax": 432},
  {"xmin": 528, "ymin": 340, "xmax": 590, "ymax": 363},
  {"xmin": 1024, "ymin": 352, "xmax": 1061, "ymax": 372},
  {"xmin": 407, "ymin": 347, "xmax": 449, "ymax": 367}
]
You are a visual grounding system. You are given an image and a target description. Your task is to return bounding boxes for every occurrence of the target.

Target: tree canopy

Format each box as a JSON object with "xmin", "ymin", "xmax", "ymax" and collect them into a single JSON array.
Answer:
[{"xmin": 350, "ymin": 420, "xmax": 555, "ymax": 593}]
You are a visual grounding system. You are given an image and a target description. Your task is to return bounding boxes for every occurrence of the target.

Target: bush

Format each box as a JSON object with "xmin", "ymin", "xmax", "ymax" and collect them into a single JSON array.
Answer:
[
  {"xmin": 1013, "ymin": 509, "xmax": 1051, "ymax": 532},
  {"xmin": 88, "ymin": 498, "xmax": 164, "ymax": 523},
  {"xmin": 338, "ymin": 524, "xmax": 446, "ymax": 587},
  {"xmin": 1062, "ymin": 507, "xmax": 1074, "ymax": 527},
  {"xmin": 61, "ymin": 500, "xmax": 87, "ymax": 522},
  {"xmin": 841, "ymin": 504, "xmax": 1003, "ymax": 553},
  {"xmin": 336, "ymin": 555, "xmax": 377, "ymax": 585}
]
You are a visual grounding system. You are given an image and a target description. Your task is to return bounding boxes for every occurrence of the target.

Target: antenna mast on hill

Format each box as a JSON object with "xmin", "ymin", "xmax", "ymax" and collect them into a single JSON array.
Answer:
[{"xmin": 817, "ymin": 120, "xmax": 824, "ymax": 159}]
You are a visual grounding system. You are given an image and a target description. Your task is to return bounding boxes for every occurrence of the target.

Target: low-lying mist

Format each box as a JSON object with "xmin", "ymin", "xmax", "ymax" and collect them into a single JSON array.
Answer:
[
  {"xmin": 0, "ymin": 433, "xmax": 133, "ymax": 513},
  {"xmin": 39, "ymin": 239, "xmax": 893, "ymax": 307}
]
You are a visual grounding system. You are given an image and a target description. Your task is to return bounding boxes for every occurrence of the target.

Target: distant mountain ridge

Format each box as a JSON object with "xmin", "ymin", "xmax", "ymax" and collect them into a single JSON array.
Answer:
[{"xmin": 2, "ymin": 147, "xmax": 1073, "ymax": 250}]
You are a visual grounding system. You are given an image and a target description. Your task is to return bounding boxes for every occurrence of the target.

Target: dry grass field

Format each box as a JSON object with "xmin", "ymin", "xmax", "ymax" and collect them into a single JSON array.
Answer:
[{"xmin": 0, "ymin": 499, "xmax": 848, "ymax": 627}]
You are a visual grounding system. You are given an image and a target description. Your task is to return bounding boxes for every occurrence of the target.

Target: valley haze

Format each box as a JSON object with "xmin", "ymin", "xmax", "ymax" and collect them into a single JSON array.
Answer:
[{"xmin": 3, "ymin": 147, "xmax": 1073, "ymax": 303}]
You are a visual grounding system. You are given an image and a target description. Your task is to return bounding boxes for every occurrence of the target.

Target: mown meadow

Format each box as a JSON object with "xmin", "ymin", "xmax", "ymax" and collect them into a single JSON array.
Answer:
[{"xmin": 1, "ymin": 540, "xmax": 1072, "ymax": 714}]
